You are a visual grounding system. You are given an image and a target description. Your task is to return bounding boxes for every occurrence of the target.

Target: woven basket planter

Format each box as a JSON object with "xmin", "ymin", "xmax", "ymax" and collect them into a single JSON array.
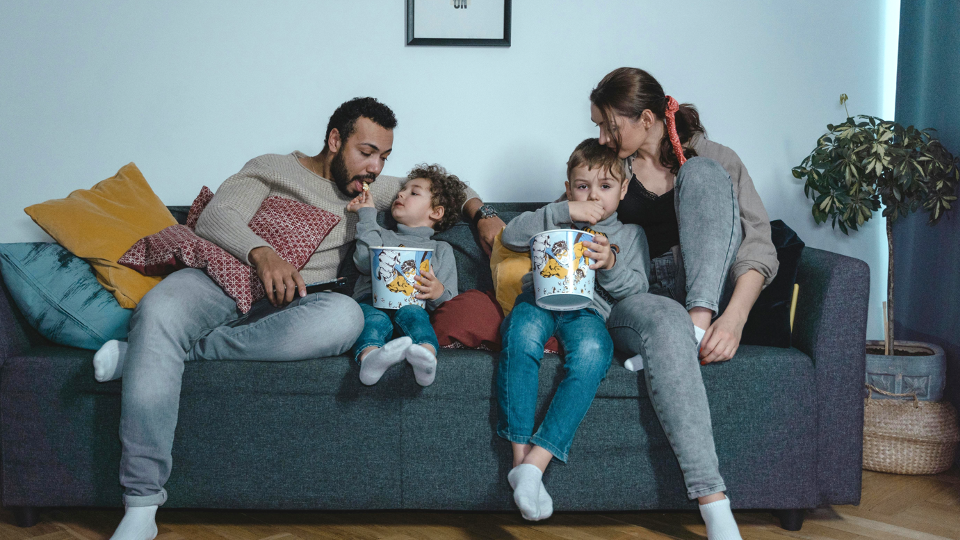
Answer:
[{"xmin": 863, "ymin": 386, "xmax": 960, "ymax": 475}]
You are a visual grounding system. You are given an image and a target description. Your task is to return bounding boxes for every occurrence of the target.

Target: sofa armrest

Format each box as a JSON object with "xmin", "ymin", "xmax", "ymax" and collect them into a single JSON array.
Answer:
[{"xmin": 792, "ymin": 246, "xmax": 869, "ymax": 506}]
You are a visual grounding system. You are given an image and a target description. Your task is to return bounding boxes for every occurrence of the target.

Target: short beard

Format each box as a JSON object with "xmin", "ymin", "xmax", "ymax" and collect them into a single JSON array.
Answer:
[{"xmin": 330, "ymin": 150, "xmax": 376, "ymax": 197}]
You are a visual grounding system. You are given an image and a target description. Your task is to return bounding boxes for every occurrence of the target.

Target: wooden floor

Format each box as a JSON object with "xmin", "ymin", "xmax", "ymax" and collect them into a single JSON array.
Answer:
[{"xmin": 2, "ymin": 468, "xmax": 958, "ymax": 540}]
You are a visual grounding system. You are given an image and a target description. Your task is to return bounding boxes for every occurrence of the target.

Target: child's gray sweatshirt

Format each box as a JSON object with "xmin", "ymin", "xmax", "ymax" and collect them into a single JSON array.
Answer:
[
  {"xmin": 352, "ymin": 207, "xmax": 457, "ymax": 311},
  {"xmin": 501, "ymin": 201, "xmax": 649, "ymax": 321}
]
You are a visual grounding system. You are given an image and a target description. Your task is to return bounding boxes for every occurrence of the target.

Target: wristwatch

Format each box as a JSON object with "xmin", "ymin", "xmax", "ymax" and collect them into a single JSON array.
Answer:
[{"xmin": 472, "ymin": 204, "xmax": 499, "ymax": 226}]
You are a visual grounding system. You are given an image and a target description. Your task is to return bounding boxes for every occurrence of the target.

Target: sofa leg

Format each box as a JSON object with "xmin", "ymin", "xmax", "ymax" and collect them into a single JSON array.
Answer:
[
  {"xmin": 11, "ymin": 507, "xmax": 40, "ymax": 528},
  {"xmin": 773, "ymin": 509, "xmax": 805, "ymax": 531}
]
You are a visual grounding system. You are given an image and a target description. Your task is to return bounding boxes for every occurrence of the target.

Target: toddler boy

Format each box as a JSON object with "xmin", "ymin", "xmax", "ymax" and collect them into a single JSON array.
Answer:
[{"xmin": 347, "ymin": 164, "xmax": 467, "ymax": 386}]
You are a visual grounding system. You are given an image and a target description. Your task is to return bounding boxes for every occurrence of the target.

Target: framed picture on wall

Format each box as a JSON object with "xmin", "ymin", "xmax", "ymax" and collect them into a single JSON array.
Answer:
[{"xmin": 406, "ymin": 0, "xmax": 511, "ymax": 47}]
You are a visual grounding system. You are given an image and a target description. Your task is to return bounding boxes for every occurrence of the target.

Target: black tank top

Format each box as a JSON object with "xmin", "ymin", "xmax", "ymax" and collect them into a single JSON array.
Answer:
[{"xmin": 617, "ymin": 174, "xmax": 679, "ymax": 259}]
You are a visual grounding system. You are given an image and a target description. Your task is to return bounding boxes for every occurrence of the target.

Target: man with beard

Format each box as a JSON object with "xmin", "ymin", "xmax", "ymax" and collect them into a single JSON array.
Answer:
[{"xmin": 105, "ymin": 97, "xmax": 504, "ymax": 540}]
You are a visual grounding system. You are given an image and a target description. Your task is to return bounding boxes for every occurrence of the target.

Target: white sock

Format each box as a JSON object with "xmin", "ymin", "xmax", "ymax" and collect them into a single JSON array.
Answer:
[
  {"xmin": 405, "ymin": 343, "xmax": 438, "ymax": 387},
  {"xmin": 94, "ymin": 340, "xmax": 127, "ymax": 382},
  {"xmin": 536, "ymin": 479, "xmax": 553, "ymax": 519},
  {"xmin": 359, "ymin": 336, "xmax": 412, "ymax": 385},
  {"xmin": 109, "ymin": 505, "xmax": 158, "ymax": 540},
  {"xmin": 507, "ymin": 464, "xmax": 552, "ymax": 521},
  {"xmin": 694, "ymin": 325, "xmax": 707, "ymax": 351},
  {"xmin": 507, "ymin": 465, "xmax": 554, "ymax": 519},
  {"xmin": 623, "ymin": 353, "xmax": 644, "ymax": 371},
  {"xmin": 699, "ymin": 497, "xmax": 742, "ymax": 540}
]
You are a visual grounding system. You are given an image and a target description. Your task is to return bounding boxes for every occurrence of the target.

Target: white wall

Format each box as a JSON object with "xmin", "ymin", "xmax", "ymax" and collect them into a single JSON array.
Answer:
[{"xmin": 0, "ymin": 0, "xmax": 890, "ymax": 338}]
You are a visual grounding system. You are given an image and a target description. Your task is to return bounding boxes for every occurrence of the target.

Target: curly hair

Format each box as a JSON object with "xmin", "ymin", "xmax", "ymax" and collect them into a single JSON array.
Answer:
[
  {"xmin": 405, "ymin": 164, "xmax": 468, "ymax": 232},
  {"xmin": 325, "ymin": 97, "xmax": 397, "ymax": 147}
]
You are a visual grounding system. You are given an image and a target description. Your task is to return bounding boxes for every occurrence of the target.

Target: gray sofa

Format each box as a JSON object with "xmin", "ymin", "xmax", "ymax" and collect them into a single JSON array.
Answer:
[{"xmin": 0, "ymin": 203, "xmax": 869, "ymax": 530}]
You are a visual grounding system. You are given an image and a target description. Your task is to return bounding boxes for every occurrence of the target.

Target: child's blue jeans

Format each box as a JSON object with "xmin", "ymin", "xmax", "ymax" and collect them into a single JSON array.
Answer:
[
  {"xmin": 351, "ymin": 296, "xmax": 440, "ymax": 363},
  {"xmin": 496, "ymin": 291, "xmax": 613, "ymax": 462}
]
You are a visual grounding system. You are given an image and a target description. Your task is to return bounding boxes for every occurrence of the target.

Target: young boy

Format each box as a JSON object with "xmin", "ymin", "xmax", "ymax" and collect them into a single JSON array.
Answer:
[
  {"xmin": 496, "ymin": 138, "xmax": 649, "ymax": 521},
  {"xmin": 346, "ymin": 164, "xmax": 467, "ymax": 386}
]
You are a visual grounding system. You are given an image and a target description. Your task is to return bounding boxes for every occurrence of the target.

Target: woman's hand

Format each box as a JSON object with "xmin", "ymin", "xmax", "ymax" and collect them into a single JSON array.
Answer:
[
  {"xmin": 583, "ymin": 235, "xmax": 616, "ymax": 270},
  {"xmin": 568, "ymin": 200, "xmax": 605, "ymax": 225},
  {"xmin": 414, "ymin": 270, "xmax": 445, "ymax": 300},
  {"xmin": 346, "ymin": 190, "xmax": 374, "ymax": 212},
  {"xmin": 698, "ymin": 311, "xmax": 745, "ymax": 364},
  {"xmin": 698, "ymin": 269, "xmax": 764, "ymax": 364}
]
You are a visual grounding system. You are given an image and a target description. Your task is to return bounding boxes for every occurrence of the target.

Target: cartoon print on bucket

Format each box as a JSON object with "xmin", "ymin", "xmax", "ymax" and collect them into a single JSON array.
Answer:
[
  {"xmin": 370, "ymin": 247, "xmax": 434, "ymax": 309},
  {"xmin": 529, "ymin": 229, "xmax": 595, "ymax": 311}
]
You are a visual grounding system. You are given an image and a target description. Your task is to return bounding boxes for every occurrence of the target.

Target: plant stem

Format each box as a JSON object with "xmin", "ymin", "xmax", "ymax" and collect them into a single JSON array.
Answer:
[{"xmin": 886, "ymin": 216, "xmax": 894, "ymax": 355}]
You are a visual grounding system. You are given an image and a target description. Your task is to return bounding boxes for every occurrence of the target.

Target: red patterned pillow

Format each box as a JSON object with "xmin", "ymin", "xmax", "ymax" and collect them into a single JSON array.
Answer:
[
  {"xmin": 184, "ymin": 185, "xmax": 214, "ymax": 229},
  {"xmin": 119, "ymin": 188, "xmax": 340, "ymax": 312},
  {"xmin": 432, "ymin": 289, "xmax": 559, "ymax": 354}
]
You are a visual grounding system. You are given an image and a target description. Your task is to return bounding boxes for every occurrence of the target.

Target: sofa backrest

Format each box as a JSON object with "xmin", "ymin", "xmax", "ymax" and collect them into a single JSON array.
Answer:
[{"xmin": 167, "ymin": 202, "xmax": 545, "ymax": 295}]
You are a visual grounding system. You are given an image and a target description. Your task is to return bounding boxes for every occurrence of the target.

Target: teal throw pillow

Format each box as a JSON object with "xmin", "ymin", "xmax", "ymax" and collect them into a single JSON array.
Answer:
[{"xmin": 0, "ymin": 242, "xmax": 131, "ymax": 350}]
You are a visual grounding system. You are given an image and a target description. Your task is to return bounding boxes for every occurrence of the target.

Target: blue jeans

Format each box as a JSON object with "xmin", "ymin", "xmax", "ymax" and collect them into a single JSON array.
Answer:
[
  {"xmin": 496, "ymin": 292, "xmax": 613, "ymax": 462},
  {"xmin": 119, "ymin": 269, "xmax": 364, "ymax": 507},
  {"xmin": 606, "ymin": 156, "xmax": 740, "ymax": 499},
  {"xmin": 351, "ymin": 296, "xmax": 440, "ymax": 363}
]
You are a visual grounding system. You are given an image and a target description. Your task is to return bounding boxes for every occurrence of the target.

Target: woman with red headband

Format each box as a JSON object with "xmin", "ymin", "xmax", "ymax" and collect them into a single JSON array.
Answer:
[{"xmin": 589, "ymin": 67, "xmax": 779, "ymax": 540}]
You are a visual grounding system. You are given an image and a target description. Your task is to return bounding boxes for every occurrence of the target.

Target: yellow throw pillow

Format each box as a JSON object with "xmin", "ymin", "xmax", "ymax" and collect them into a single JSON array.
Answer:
[
  {"xmin": 789, "ymin": 283, "xmax": 799, "ymax": 332},
  {"xmin": 489, "ymin": 231, "xmax": 532, "ymax": 316},
  {"xmin": 24, "ymin": 163, "xmax": 177, "ymax": 308}
]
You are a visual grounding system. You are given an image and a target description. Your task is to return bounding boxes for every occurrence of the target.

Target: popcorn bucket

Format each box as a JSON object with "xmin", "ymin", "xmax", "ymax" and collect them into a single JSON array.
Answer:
[
  {"xmin": 369, "ymin": 247, "xmax": 434, "ymax": 309},
  {"xmin": 529, "ymin": 229, "xmax": 595, "ymax": 311}
]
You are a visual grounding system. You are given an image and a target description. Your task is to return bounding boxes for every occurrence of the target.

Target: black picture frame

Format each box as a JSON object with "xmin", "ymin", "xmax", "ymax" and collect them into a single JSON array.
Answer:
[{"xmin": 406, "ymin": 0, "xmax": 511, "ymax": 47}]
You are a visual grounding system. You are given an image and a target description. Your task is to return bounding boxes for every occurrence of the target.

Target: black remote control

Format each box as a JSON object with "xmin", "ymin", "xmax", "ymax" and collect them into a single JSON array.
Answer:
[{"xmin": 303, "ymin": 277, "xmax": 347, "ymax": 295}]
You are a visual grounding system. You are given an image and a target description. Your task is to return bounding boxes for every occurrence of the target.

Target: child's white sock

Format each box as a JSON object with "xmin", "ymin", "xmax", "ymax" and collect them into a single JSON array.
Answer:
[
  {"xmin": 94, "ymin": 340, "xmax": 127, "ymax": 382},
  {"xmin": 109, "ymin": 505, "xmax": 158, "ymax": 540},
  {"xmin": 694, "ymin": 325, "xmax": 707, "ymax": 351},
  {"xmin": 507, "ymin": 464, "xmax": 554, "ymax": 519},
  {"xmin": 623, "ymin": 353, "xmax": 644, "ymax": 371},
  {"xmin": 359, "ymin": 336, "xmax": 412, "ymax": 386},
  {"xmin": 405, "ymin": 343, "xmax": 437, "ymax": 386},
  {"xmin": 507, "ymin": 464, "xmax": 552, "ymax": 521},
  {"xmin": 536, "ymin": 479, "xmax": 553, "ymax": 519},
  {"xmin": 699, "ymin": 497, "xmax": 742, "ymax": 540}
]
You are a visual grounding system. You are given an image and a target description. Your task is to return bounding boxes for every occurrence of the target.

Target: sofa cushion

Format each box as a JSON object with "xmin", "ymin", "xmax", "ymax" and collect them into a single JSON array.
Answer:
[
  {"xmin": 489, "ymin": 231, "xmax": 531, "ymax": 316},
  {"xmin": 0, "ymin": 243, "xmax": 131, "ymax": 350},
  {"xmin": 0, "ymin": 343, "xmax": 817, "ymax": 510},
  {"xmin": 432, "ymin": 289, "xmax": 504, "ymax": 350},
  {"xmin": 23, "ymin": 162, "xmax": 178, "ymax": 308},
  {"xmin": 121, "ymin": 193, "xmax": 340, "ymax": 313}
]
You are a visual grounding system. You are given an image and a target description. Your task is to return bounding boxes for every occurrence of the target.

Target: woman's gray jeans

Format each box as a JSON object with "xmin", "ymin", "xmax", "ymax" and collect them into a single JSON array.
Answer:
[{"xmin": 607, "ymin": 156, "xmax": 742, "ymax": 499}]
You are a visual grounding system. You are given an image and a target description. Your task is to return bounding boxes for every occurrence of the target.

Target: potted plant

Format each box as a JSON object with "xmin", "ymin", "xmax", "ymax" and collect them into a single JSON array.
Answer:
[{"xmin": 792, "ymin": 95, "xmax": 959, "ymax": 400}]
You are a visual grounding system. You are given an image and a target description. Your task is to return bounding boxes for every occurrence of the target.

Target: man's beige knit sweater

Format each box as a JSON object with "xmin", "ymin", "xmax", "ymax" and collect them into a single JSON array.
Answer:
[{"xmin": 194, "ymin": 151, "xmax": 478, "ymax": 286}]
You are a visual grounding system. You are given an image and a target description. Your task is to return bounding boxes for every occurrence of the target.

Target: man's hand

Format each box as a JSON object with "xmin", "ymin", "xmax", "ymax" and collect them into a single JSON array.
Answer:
[
  {"xmin": 583, "ymin": 235, "xmax": 615, "ymax": 270},
  {"xmin": 568, "ymin": 200, "xmax": 605, "ymax": 225},
  {"xmin": 699, "ymin": 310, "xmax": 746, "ymax": 364},
  {"xmin": 249, "ymin": 246, "xmax": 306, "ymax": 307},
  {"xmin": 477, "ymin": 216, "xmax": 506, "ymax": 256},
  {"xmin": 346, "ymin": 191, "xmax": 374, "ymax": 213},
  {"xmin": 414, "ymin": 270, "xmax": 445, "ymax": 300}
]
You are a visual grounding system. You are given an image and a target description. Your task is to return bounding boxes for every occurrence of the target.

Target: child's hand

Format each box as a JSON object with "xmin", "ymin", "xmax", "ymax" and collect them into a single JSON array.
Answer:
[
  {"xmin": 414, "ymin": 270, "xmax": 445, "ymax": 300},
  {"xmin": 568, "ymin": 200, "xmax": 605, "ymax": 225},
  {"xmin": 346, "ymin": 191, "xmax": 375, "ymax": 212},
  {"xmin": 584, "ymin": 235, "xmax": 615, "ymax": 270}
]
